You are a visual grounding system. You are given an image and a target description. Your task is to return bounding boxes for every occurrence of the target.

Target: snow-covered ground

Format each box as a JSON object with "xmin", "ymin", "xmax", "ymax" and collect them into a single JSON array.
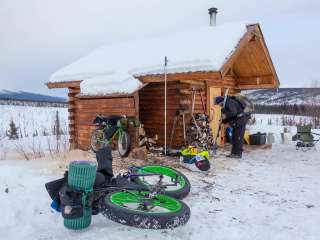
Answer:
[
  {"xmin": 1, "ymin": 109, "xmax": 320, "ymax": 239},
  {"xmin": 1, "ymin": 143, "xmax": 319, "ymax": 240},
  {"xmin": 0, "ymin": 105, "xmax": 68, "ymax": 139},
  {"xmin": 0, "ymin": 105, "xmax": 68, "ymax": 160},
  {"xmin": 247, "ymin": 114, "xmax": 319, "ymax": 143}
]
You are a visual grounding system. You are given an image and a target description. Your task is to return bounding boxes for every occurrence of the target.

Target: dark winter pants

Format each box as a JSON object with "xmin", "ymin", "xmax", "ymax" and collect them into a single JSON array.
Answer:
[{"xmin": 231, "ymin": 122, "xmax": 246, "ymax": 156}]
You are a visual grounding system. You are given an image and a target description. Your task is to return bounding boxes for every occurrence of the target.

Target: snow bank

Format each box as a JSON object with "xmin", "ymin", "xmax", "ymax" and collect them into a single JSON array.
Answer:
[{"xmin": 50, "ymin": 22, "xmax": 248, "ymax": 95}]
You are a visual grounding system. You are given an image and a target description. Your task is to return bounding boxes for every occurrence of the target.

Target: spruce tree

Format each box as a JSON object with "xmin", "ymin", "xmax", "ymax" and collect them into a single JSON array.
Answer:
[
  {"xmin": 7, "ymin": 120, "xmax": 19, "ymax": 140},
  {"xmin": 54, "ymin": 110, "xmax": 61, "ymax": 138}
]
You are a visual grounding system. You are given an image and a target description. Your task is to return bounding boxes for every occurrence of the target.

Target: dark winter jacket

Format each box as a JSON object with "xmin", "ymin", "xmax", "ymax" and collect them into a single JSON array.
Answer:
[{"xmin": 221, "ymin": 97, "xmax": 247, "ymax": 126}]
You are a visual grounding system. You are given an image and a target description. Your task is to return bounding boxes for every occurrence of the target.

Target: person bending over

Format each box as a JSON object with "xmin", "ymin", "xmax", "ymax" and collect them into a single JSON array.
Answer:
[{"xmin": 215, "ymin": 96, "xmax": 249, "ymax": 159}]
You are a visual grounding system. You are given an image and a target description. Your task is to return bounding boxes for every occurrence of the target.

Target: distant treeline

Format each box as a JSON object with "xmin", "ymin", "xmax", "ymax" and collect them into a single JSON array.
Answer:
[
  {"xmin": 0, "ymin": 99, "xmax": 67, "ymax": 108},
  {"xmin": 254, "ymin": 104, "xmax": 320, "ymax": 117}
]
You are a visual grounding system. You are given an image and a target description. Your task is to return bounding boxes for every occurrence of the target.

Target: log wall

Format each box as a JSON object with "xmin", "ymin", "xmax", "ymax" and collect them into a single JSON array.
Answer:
[
  {"xmin": 139, "ymin": 82, "xmax": 182, "ymax": 148},
  {"xmin": 139, "ymin": 81, "xmax": 206, "ymax": 148},
  {"xmin": 74, "ymin": 96, "xmax": 137, "ymax": 150}
]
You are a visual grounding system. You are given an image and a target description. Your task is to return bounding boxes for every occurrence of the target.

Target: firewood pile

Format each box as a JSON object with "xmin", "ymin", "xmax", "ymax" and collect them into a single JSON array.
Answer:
[
  {"xmin": 186, "ymin": 113, "xmax": 214, "ymax": 150},
  {"xmin": 138, "ymin": 124, "xmax": 158, "ymax": 150},
  {"xmin": 128, "ymin": 124, "xmax": 160, "ymax": 162}
]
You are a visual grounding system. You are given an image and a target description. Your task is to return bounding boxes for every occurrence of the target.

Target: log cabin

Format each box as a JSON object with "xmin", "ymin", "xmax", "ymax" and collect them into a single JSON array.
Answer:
[{"xmin": 46, "ymin": 16, "xmax": 279, "ymax": 150}]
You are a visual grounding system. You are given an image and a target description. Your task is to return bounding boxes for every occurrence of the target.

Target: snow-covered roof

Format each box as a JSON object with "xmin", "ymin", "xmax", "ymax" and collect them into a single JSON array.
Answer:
[{"xmin": 50, "ymin": 22, "xmax": 249, "ymax": 96}]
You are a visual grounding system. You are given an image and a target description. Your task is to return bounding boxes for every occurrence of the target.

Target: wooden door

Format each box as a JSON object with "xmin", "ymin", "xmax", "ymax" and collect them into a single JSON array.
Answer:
[{"xmin": 207, "ymin": 87, "xmax": 223, "ymax": 145}]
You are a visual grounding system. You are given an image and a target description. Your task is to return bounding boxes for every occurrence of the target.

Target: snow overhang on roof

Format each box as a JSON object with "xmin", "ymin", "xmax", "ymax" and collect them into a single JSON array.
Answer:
[{"xmin": 49, "ymin": 21, "xmax": 249, "ymax": 96}]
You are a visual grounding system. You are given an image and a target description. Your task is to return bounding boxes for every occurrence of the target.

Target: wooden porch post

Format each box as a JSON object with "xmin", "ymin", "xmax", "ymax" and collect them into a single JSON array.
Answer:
[{"xmin": 207, "ymin": 86, "xmax": 224, "ymax": 146}]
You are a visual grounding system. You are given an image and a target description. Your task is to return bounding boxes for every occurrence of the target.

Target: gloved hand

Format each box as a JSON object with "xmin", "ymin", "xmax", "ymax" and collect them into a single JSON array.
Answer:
[{"xmin": 221, "ymin": 113, "xmax": 227, "ymax": 124}]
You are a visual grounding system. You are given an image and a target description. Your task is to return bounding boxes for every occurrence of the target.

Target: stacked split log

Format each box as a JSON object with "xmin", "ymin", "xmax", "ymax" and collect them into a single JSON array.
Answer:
[
  {"xmin": 186, "ymin": 113, "xmax": 214, "ymax": 150},
  {"xmin": 138, "ymin": 124, "xmax": 158, "ymax": 150}
]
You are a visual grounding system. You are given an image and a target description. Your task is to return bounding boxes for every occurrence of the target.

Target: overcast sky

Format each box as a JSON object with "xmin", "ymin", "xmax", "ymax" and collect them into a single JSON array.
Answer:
[{"xmin": 0, "ymin": 0, "xmax": 319, "ymax": 96}]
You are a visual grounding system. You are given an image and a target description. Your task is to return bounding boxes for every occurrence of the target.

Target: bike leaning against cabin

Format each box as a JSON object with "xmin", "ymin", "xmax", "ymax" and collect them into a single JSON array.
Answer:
[{"xmin": 90, "ymin": 115, "xmax": 140, "ymax": 157}]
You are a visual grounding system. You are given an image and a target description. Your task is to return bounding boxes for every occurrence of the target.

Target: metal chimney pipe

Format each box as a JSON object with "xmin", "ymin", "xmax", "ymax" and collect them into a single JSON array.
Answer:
[{"xmin": 208, "ymin": 7, "xmax": 218, "ymax": 26}]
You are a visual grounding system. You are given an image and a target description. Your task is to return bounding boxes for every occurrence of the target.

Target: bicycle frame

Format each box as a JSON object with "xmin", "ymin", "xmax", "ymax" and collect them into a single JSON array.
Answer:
[
  {"xmin": 93, "ymin": 115, "xmax": 140, "ymax": 148},
  {"xmin": 96, "ymin": 124, "xmax": 125, "ymax": 146},
  {"xmin": 93, "ymin": 170, "xmax": 179, "ymax": 197}
]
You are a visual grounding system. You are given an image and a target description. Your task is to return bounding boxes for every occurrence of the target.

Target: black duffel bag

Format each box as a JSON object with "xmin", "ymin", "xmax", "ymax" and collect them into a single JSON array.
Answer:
[{"xmin": 59, "ymin": 185, "xmax": 90, "ymax": 219}]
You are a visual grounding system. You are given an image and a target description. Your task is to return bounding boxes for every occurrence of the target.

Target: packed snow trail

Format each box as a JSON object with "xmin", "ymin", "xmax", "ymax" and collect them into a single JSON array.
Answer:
[{"xmin": 0, "ymin": 144, "xmax": 319, "ymax": 240}]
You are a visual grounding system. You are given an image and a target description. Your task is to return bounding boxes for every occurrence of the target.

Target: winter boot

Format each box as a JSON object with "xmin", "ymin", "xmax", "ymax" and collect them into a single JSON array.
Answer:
[{"xmin": 226, "ymin": 153, "xmax": 242, "ymax": 159}]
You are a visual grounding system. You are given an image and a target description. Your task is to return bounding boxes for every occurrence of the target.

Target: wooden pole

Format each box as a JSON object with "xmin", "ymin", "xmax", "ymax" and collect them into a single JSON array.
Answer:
[{"xmin": 164, "ymin": 56, "xmax": 168, "ymax": 155}]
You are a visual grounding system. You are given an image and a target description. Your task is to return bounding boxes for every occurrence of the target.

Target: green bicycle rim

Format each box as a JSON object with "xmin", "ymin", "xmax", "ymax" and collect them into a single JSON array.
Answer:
[
  {"xmin": 109, "ymin": 191, "xmax": 182, "ymax": 214},
  {"xmin": 136, "ymin": 165, "xmax": 186, "ymax": 192}
]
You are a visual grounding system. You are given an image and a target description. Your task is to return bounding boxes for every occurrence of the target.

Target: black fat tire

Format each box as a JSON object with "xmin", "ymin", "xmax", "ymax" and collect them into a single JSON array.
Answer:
[
  {"xmin": 133, "ymin": 165, "xmax": 191, "ymax": 199},
  {"xmin": 100, "ymin": 192, "xmax": 190, "ymax": 229},
  {"xmin": 118, "ymin": 131, "xmax": 131, "ymax": 157},
  {"xmin": 90, "ymin": 129, "xmax": 106, "ymax": 153}
]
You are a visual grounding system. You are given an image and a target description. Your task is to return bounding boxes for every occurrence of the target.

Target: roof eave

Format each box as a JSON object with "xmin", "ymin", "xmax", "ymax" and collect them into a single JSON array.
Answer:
[
  {"xmin": 46, "ymin": 80, "xmax": 82, "ymax": 89},
  {"xmin": 77, "ymin": 83, "xmax": 149, "ymax": 99},
  {"xmin": 254, "ymin": 24, "xmax": 280, "ymax": 88},
  {"xmin": 220, "ymin": 24, "xmax": 258, "ymax": 77},
  {"xmin": 77, "ymin": 93, "xmax": 134, "ymax": 99},
  {"xmin": 238, "ymin": 83, "xmax": 279, "ymax": 90},
  {"xmin": 220, "ymin": 23, "xmax": 280, "ymax": 90}
]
